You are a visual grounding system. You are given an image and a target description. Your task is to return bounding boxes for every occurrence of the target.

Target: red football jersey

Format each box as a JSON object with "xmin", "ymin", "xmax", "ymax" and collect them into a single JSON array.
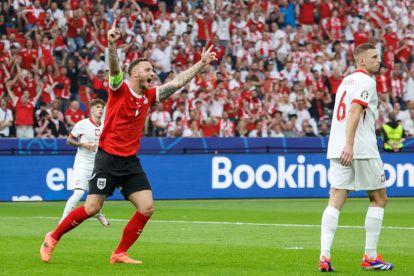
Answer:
[{"xmin": 100, "ymin": 82, "xmax": 157, "ymax": 157}]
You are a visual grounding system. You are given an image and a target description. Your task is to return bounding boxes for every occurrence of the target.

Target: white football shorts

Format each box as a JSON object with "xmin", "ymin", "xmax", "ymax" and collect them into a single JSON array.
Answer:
[
  {"xmin": 329, "ymin": 158, "xmax": 386, "ymax": 191},
  {"xmin": 72, "ymin": 160, "xmax": 94, "ymax": 191}
]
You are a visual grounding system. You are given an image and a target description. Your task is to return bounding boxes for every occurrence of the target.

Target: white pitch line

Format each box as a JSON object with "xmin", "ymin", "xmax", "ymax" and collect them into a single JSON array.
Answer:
[{"xmin": 1, "ymin": 216, "xmax": 414, "ymax": 230}]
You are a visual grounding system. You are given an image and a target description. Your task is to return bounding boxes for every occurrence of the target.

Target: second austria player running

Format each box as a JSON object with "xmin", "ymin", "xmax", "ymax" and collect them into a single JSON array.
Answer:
[
  {"xmin": 60, "ymin": 99, "xmax": 109, "ymax": 227},
  {"xmin": 319, "ymin": 43, "xmax": 393, "ymax": 272},
  {"xmin": 40, "ymin": 18, "xmax": 217, "ymax": 264}
]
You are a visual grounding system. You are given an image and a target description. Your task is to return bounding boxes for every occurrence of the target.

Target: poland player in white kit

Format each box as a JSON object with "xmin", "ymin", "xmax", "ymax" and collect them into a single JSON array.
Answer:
[
  {"xmin": 319, "ymin": 44, "xmax": 393, "ymax": 272},
  {"xmin": 60, "ymin": 99, "xmax": 109, "ymax": 226}
]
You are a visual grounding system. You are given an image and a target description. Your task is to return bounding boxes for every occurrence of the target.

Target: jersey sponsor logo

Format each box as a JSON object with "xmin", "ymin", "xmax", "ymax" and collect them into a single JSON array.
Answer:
[
  {"xmin": 97, "ymin": 178, "xmax": 107, "ymax": 190},
  {"xmin": 360, "ymin": 90, "xmax": 369, "ymax": 100},
  {"xmin": 135, "ymin": 109, "xmax": 139, "ymax": 117}
]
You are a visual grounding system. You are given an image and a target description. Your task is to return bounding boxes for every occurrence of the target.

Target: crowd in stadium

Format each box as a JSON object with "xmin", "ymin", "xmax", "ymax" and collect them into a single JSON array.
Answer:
[{"xmin": 0, "ymin": 0, "xmax": 413, "ymax": 138}]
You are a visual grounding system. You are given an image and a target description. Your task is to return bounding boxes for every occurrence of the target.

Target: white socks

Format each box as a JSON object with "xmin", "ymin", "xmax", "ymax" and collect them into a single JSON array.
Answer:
[
  {"xmin": 365, "ymin": 207, "xmax": 384, "ymax": 260},
  {"xmin": 60, "ymin": 189, "xmax": 85, "ymax": 223},
  {"xmin": 320, "ymin": 206, "xmax": 340, "ymax": 259}
]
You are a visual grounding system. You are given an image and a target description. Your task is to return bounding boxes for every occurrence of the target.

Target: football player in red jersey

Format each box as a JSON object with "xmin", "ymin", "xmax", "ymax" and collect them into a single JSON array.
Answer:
[{"xmin": 40, "ymin": 17, "xmax": 217, "ymax": 264}]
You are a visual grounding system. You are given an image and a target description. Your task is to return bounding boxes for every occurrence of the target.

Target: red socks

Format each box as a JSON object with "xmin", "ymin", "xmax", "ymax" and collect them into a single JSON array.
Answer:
[
  {"xmin": 114, "ymin": 212, "xmax": 150, "ymax": 254},
  {"xmin": 52, "ymin": 206, "xmax": 91, "ymax": 241}
]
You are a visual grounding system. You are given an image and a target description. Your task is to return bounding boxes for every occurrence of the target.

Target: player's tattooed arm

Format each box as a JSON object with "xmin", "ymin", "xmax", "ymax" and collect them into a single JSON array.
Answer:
[
  {"xmin": 158, "ymin": 62, "xmax": 204, "ymax": 101},
  {"xmin": 158, "ymin": 45, "xmax": 217, "ymax": 101},
  {"xmin": 67, "ymin": 136, "xmax": 96, "ymax": 151}
]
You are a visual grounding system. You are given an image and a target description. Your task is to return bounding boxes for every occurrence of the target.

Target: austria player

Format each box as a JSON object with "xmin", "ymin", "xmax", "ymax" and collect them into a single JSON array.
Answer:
[
  {"xmin": 319, "ymin": 43, "xmax": 393, "ymax": 272},
  {"xmin": 40, "ymin": 18, "xmax": 217, "ymax": 264},
  {"xmin": 60, "ymin": 99, "xmax": 109, "ymax": 227}
]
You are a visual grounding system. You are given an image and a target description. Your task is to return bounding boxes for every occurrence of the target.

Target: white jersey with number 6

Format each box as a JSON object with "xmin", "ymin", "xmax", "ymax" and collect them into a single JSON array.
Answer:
[{"xmin": 327, "ymin": 70, "xmax": 380, "ymax": 159}]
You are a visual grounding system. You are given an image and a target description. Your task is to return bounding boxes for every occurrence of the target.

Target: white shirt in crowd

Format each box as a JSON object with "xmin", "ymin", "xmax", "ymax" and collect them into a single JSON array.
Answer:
[
  {"xmin": 151, "ymin": 45, "xmax": 172, "ymax": 73},
  {"xmin": 151, "ymin": 110, "xmax": 171, "ymax": 128},
  {"xmin": 0, "ymin": 108, "xmax": 13, "ymax": 137},
  {"xmin": 209, "ymin": 98, "xmax": 225, "ymax": 118},
  {"xmin": 88, "ymin": 59, "xmax": 106, "ymax": 75}
]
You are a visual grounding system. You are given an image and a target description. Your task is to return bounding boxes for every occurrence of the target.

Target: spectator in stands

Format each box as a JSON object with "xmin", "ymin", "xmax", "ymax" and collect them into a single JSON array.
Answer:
[
  {"xmin": 183, "ymin": 119, "xmax": 202, "ymax": 137},
  {"xmin": 218, "ymin": 111, "xmax": 234, "ymax": 137},
  {"xmin": 168, "ymin": 116, "xmax": 184, "ymax": 137},
  {"xmin": 65, "ymin": 100, "xmax": 84, "ymax": 131},
  {"xmin": 382, "ymin": 112, "xmax": 406, "ymax": 152},
  {"xmin": 35, "ymin": 110, "xmax": 52, "ymax": 138},
  {"xmin": 0, "ymin": 97, "xmax": 13, "ymax": 137},
  {"xmin": 403, "ymin": 108, "xmax": 414, "ymax": 137},
  {"xmin": 6, "ymin": 83, "xmax": 41, "ymax": 138},
  {"xmin": 88, "ymin": 52, "xmax": 106, "ymax": 75},
  {"xmin": 85, "ymin": 68, "xmax": 108, "ymax": 101},
  {"xmin": 48, "ymin": 108, "xmax": 68, "ymax": 138},
  {"xmin": 0, "ymin": 0, "xmax": 413, "ymax": 140},
  {"xmin": 202, "ymin": 117, "xmax": 218, "ymax": 137},
  {"xmin": 151, "ymin": 38, "xmax": 172, "ymax": 83},
  {"xmin": 151, "ymin": 102, "xmax": 171, "ymax": 137}
]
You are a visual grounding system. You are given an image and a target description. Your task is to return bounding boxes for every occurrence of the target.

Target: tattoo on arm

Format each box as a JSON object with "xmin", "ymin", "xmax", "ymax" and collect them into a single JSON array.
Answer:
[
  {"xmin": 67, "ymin": 137, "xmax": 83, "ymax": 148},
  {"xmin": 108, "ymin": 41, "xmax": 120, "ymax": 76},
  {"xmin": 158, "ymin": 61, "xmax": 205, "ymax": 101}
]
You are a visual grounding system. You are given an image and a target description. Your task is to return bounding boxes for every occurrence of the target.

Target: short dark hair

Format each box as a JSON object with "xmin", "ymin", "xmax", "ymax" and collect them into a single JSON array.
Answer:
[
  {"xmin": 90, "ymin": 99, "xmax": 106, "ymax": 108},
  {"xmin": 354, "ymin": 43, "xmax": 376, "ymax": 58},
  {"xmin": 128, "ymin": 58, "xmax": 151, "ymax": 76}
]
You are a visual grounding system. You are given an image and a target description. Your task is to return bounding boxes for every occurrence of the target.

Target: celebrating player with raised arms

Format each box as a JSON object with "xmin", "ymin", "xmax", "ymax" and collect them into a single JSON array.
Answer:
[
  {"xmin": 319, "ymin": 43, "xmax": 393, "ymax": 272},
  {"xmin": 40, "ymin": 18, "xmax": 217, "ymax": 264},
  {"xmin": 60, "ymin": 99, "xmax": 109, "ymax": 227}
]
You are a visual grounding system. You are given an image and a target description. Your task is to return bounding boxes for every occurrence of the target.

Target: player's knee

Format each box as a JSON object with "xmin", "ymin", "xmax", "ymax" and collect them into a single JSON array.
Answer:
[
  {"xmin": 139, "ymin": 205, "xmax": 154, "ymax": 217},
  {"xmin": 84, "ymin": 202, "xmax": 102, "ymax": 216},
  {"xmin": 377, "ymin": 195, "xmax": 388, "ymax": 207},
  {"xmin": 370, "ymin": 194, "xmax": 388, "ymax": 208}
]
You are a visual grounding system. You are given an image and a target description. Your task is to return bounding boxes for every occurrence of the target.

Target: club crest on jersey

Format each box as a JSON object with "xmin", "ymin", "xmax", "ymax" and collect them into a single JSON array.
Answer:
[
  {"xmin": 97, "ymin": 178, "xmax": 106, "ymax": 190},
  {"xmin": 360, "ymin": 90, "xmax": 369, "ymax": 101},
  {"xmin": 143, "ymin": 96, "xmax": 148, "ymax": 104},
  {"xmin": 95, "ymin": 129, "xmax": 101, "ymax": 136}
]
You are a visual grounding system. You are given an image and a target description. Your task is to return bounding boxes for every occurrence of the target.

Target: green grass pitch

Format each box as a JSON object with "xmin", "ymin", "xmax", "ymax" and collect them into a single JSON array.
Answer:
[{"xmin": 0, "ymin": 198, "xmax": 413, "ymax": 275}]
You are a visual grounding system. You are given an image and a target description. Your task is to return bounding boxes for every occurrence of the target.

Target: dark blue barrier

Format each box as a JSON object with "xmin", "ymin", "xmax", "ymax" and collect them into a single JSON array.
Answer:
[
  {"xmin": 1, "ymin": 153, "xmax": 413, "ymax": 201},
  {"xmin": 1, "ymin": 137, "xmax": 414, "ymax": 155}
]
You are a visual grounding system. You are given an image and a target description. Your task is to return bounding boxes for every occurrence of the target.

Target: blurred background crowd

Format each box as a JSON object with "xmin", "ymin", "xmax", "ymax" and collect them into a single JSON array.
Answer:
[{"xmin": 0, "ymin": 0, "xmax": 413, "ymax": 139}]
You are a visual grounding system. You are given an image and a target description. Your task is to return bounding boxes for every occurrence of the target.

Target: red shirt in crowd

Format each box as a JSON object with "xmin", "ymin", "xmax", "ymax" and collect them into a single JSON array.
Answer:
[
  {"xmin": 353, "ymin": 31, "xmax": 369, "ymax": 48},
  {"xmin": 24, "ymin": 78, "xmax": 37, "ymax": 99},
  {"xmin": 65, "ymin": 108, "xmax": 84, "ymax": 124},
  {"xmin": 15, "ymin": 99, "xmax": 35, "ymax": 126},
  {"xmin": 383, "ymin": 32, "xmax": 398, "ymax": 51},
  {"xmin": 376, "ymin": 74, "xmax": 390, "ymax": 93},
  {"xmin": 92, "ymin": 77, "xmax": 109, "ymax": 91},
  {"xmin": 298, "ymin": 2, "xmax": 315, "ymax": 25},
  {"xmin": 328, "ymin": 76, "xmax": 342, "ymax": 94},
  {"xmin": 20, "ymin": 48, "xmax": 38, "ymax": 70},
  {"xmin": 41, "ymin": 83, "xmax": 53, "ymax": 104},
  {"xmin": 196, "ymin": 18, "xmax": 213, "ymax": 41},
  {"xmin": 54, "ymin": 75, "xmax": 71, "ymax": 99},
  {"xmin": 100, "ymin": 82, "xmax": 157, "ymax": 157},
  {"xmin": 67, "ymin": 17, "xmax": 85, "ymax": 38}
]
